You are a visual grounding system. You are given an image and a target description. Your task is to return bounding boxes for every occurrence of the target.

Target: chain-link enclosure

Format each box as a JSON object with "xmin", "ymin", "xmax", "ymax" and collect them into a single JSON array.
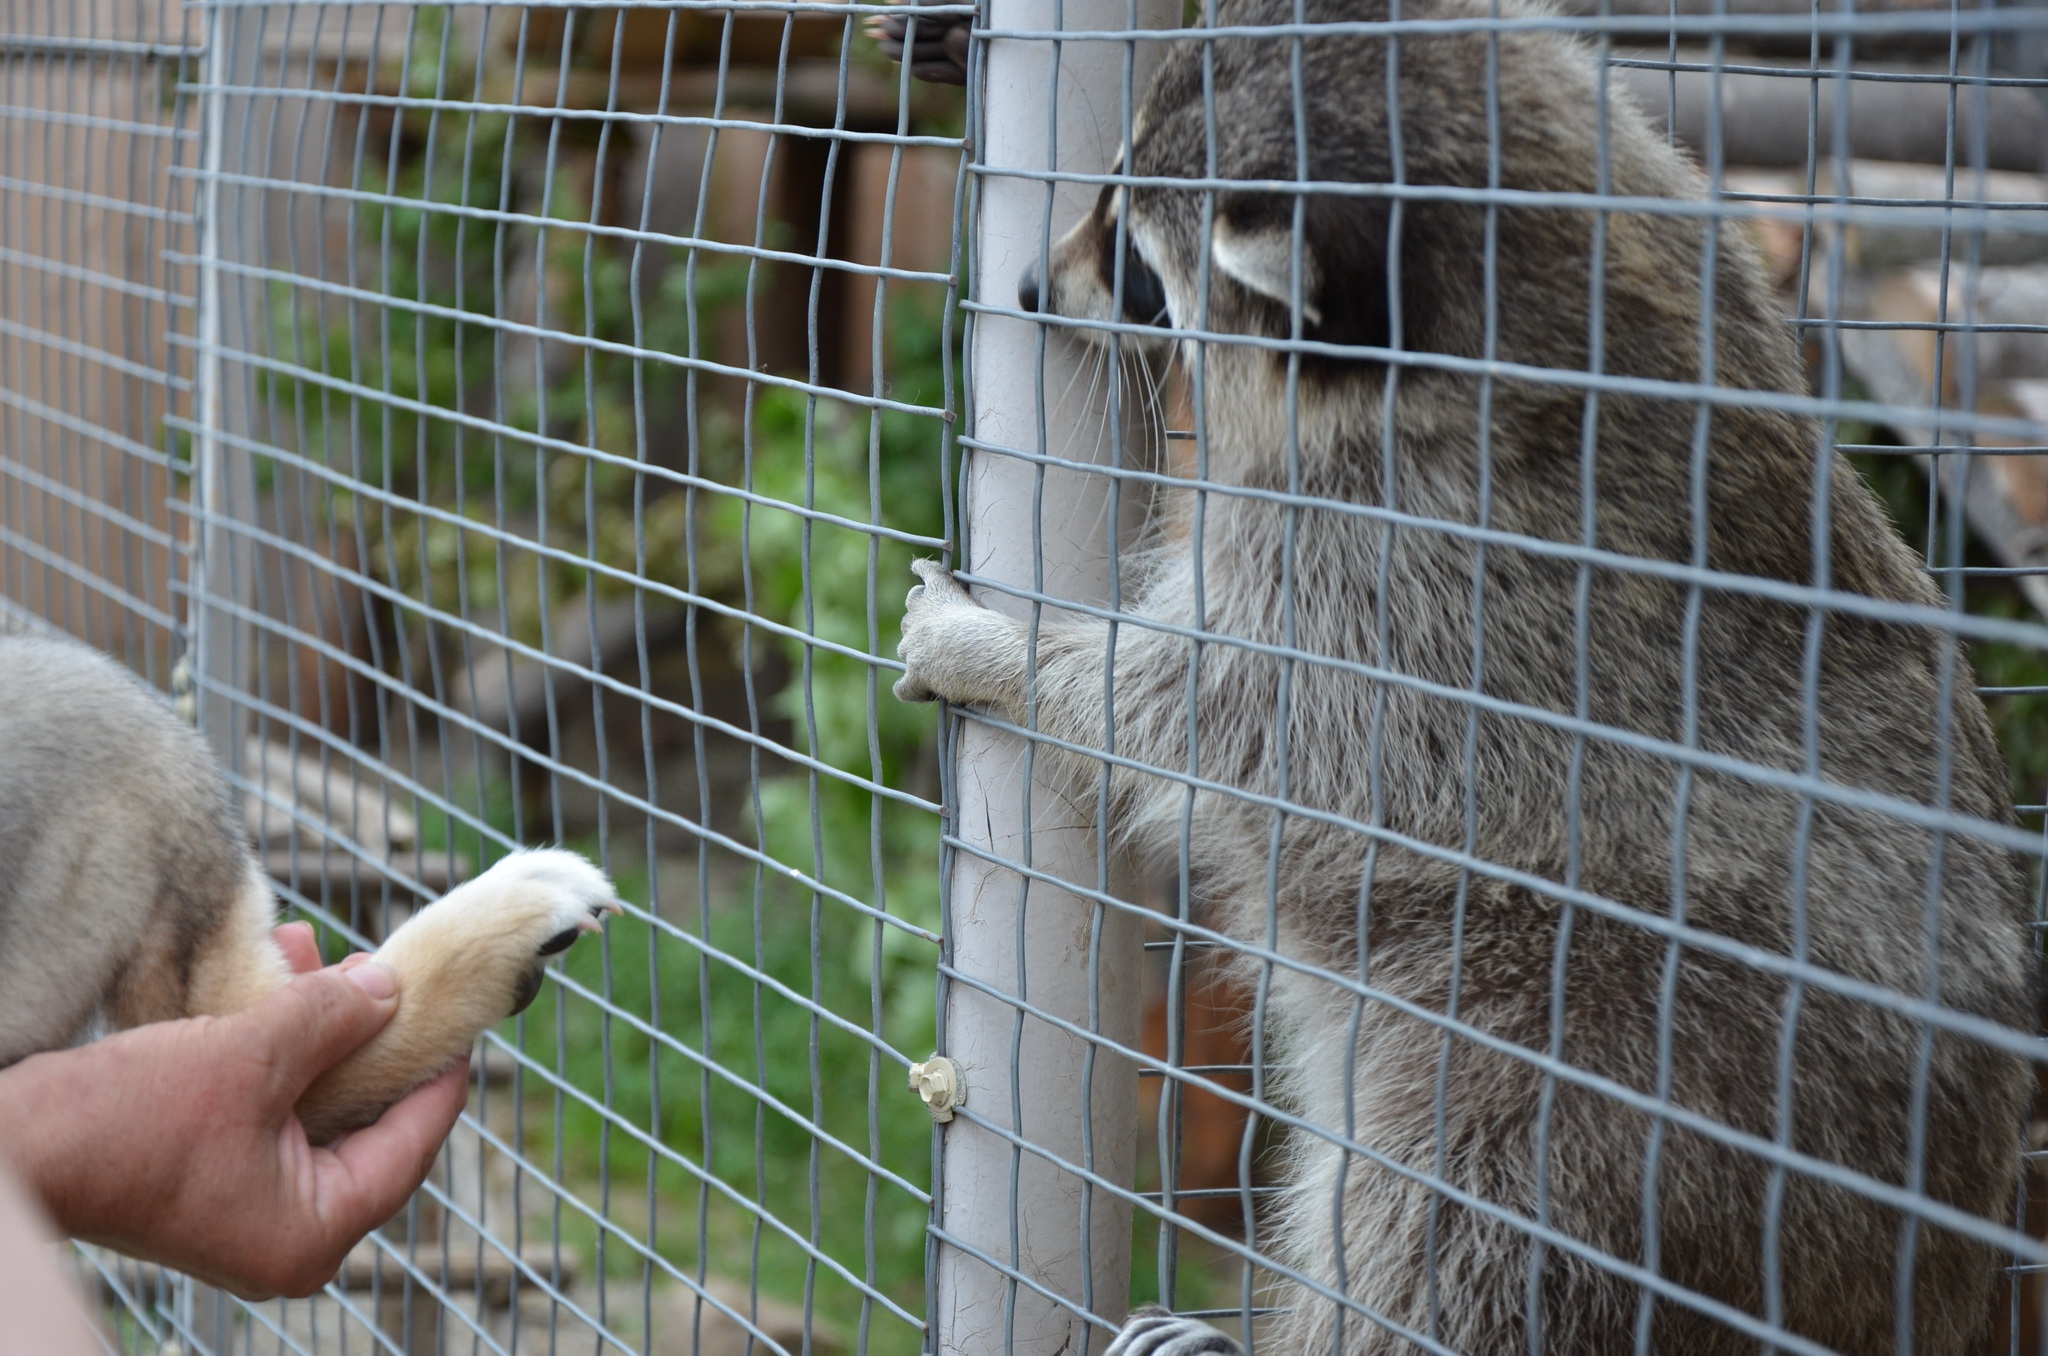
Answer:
[{"xmin": 3, "ymin": 0, "xmax": 2047, "ymax": 1353}]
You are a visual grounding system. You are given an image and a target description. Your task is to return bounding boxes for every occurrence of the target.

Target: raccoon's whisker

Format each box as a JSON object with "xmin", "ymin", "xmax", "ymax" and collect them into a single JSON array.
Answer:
[
  {"xmin": 1054, "ymin": 345, "xmax": 1121, "ymax": 561},
  {"xmin": 1130, "ymin": 348, "xmax": 1171, "ymax": 467},
  {"xmin": 1069, "ymin": 341, "xmax": 1111, "ymax": 463},
  {"xmin": 1045, "ymin": 335, "xmax": 1109, "ymax": 469},
  {"xmin": 1085, "ymin": 344, "xmax": 1130, "ymax": 544},
  {"xmin": 1137, "ymin": 353, "xmax": 1180, "ymax": 543}
]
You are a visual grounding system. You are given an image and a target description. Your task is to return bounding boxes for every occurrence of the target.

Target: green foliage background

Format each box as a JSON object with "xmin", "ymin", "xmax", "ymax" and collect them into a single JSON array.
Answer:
[{"xmin": 263, "ymin": 54, "xmax": 956, "ymax": 1350}]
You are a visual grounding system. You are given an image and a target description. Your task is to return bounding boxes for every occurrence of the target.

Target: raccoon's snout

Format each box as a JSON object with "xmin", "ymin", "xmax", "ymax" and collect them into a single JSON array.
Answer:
[{"xmin": 1019, "ymin": 241, "xmax": 1167, "ymax": 327}]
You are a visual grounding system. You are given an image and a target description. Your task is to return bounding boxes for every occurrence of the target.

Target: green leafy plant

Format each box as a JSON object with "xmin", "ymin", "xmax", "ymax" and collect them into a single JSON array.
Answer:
[{"xmin": 260, "ymin": 46, "xmax": 956, "ymax": 1346}]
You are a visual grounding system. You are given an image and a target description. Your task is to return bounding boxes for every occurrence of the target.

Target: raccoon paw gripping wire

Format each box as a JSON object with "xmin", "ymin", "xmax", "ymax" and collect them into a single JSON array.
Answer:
[{"xmin": 863, "ymin": 1, "xmax": 971, "ymax": 85}]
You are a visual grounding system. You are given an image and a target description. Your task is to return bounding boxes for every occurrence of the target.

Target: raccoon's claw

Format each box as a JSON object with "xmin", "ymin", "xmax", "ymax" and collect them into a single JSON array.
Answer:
[
  {"xmin": 908, "ymin": 556, "xmax": 970, "ymax": 600},
  {"xmin": 1104, "ymin": 1308, "xmax": 1244, "ymax": 1356},
  {"xmin": 536, "ymin": 894, "xmax": 624, "ymax": 957},
  {"xmin": 896, "ymin": 559, "xmax": 981, "ymax": 700},
  {"xmin": 896, "ymin": 557, "xmax": 1031, "ymax": 711},
  {"xmin": 573, "ymin": 895, "xmax": 624, "ymax": 935}
]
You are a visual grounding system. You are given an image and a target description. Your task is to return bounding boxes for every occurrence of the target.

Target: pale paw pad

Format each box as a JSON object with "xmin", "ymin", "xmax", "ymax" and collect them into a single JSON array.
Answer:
[{"xmin": 895, "ymin": 557, "xmax": 993, "ymax": 704}]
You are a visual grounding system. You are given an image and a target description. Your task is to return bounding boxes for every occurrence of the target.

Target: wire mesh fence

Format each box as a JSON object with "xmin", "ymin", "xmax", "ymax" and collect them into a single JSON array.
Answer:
[
  {"xmin": 924, "ymin": 0, "xmax": 2048, "ymax": 1353},
  {"xmin": 4, "ymin": 0, "xmax": 963, "ymax": 1351},
  {"xmin": 3, "ymin": 0, "xmax": 2048, "ymax": 1353}
]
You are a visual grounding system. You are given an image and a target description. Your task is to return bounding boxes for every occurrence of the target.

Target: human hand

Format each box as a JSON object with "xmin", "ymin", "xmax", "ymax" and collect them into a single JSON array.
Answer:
[{"xmin": 0, "ymin": 922, "xmax": 469, "ymax": 1299}]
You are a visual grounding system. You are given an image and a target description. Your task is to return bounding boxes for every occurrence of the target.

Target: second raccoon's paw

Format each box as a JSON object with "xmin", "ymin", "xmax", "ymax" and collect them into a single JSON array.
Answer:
[
  {"xmin": 1104, "ymin": 1307, "xmax": 1244, "ymax": 1356},
  {"xmin": 295, "ymin": 849, "xmax": 621, "ymax": 1142},
  {"xmin": 894, "ymin": 558, "xmax": 1026, "ymax": 709}
]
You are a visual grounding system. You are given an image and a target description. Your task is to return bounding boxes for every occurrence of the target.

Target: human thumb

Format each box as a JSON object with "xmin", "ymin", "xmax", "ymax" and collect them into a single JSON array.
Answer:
[{"xmin": 234, "ymin": 960, "xmax": 400, "ymax": 1108}]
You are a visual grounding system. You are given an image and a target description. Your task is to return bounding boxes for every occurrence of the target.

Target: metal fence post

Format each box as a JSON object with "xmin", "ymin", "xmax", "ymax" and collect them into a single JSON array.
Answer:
[
  {"xmin": 188, "ymin": 1, "xmax": 260, "ymax": 785},
  {"xmin": 937, "ymin": 1, "xmax": 1175, "ymax": 1352},
  {"xmin": 180, "ymin": 8, "xmax": 265, "ymax": 1349}
]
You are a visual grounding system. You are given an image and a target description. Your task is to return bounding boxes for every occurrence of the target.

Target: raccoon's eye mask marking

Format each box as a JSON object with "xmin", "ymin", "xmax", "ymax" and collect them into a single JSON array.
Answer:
[
  {"xmin": 1209, "ymin": 186, "xmax": 1412, "ymax": 354},
  {"xmin": 1098, "ymin": 222, "xmax": 1171, "ymax": 327},
  {"xmin": 1017, "ymin": 177, "xmax": 1173, "ymax": 332}
]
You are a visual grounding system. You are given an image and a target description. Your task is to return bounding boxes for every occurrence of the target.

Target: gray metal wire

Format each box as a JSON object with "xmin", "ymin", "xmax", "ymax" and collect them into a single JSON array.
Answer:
[
  {"xmin": 937, "ymin": 1, "xmax": 2048, "ymax": 1355},
  {"xmin": 4, "ymin": 1, "xmax": 963, "ymax": 1352},
  {"xmin": 5, "ymin": 0, "xmax": 2048, "ymax": 1354}
]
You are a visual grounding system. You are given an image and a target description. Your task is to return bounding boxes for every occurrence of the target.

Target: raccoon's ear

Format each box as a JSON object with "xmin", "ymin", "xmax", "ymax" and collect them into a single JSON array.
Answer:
[
  {"xmin": 1212, "ymin": 207, "xmax": 1324, "ymax": 324},
  {"xmin": 1212, "ymin": 190, "xmax": 1397, "ymax": 350}
]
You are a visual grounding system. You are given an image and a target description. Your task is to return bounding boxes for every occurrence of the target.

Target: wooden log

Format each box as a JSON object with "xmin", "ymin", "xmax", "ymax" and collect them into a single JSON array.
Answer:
[
  {"xmin": 347, "ymin": 1242, "xmax": 578, "ymax": 1308},
  {"xmin": 1612, "ymin": 55, "xmax": 2047, "ymax": 172},
  {"xmin": 1555, "ymin": 0, "xmax": 2007, "ymax": 58},
  {"xmin": 1834, "ymin": 263, "xmax": 2048, "ymax": 619},
  {"xmin": 262, "ymin": 848, "xmax": 468, "ymax": 898},
  {"xmin": 449, "ymin": 592, "xmax": 686, "ymax": 737},
  {"xmin": 79, "ymin": 1242, "xmax": 578, "ymax": 1310},
  {"xmin": 1720, "ymin": 161, "xmax": 2048, "ymax": 287},
  {"xmin": 836, "ymin": 143, "xmax": 962, "ymax": 393}
]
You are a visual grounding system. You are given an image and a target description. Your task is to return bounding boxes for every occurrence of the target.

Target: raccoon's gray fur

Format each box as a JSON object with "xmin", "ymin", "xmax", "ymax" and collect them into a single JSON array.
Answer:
[
  {"xmin": 0, "ymin": 633, "xmax": 621, "ymax": 1141},
  {"xmin": 894, "ymin": 0, "xmax": 2038, "ymax": 1350}
]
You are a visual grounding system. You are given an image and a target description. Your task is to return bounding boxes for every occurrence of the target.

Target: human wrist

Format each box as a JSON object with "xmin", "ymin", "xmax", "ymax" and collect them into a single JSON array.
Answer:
[{"xmin": 0, "ymin": 1045, "xmax": 121, "ymax": 1241}]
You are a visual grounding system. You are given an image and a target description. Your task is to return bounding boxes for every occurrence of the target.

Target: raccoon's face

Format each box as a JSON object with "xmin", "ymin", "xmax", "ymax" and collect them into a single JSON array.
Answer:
[
  {"xmin": 1020, "ymin": 8, "xmax": 1443, "ymax": 369},
  {"xmin": 1020, "ymin": 142, "xmax": 1407, "ymax": 364},
  {"xmin": 1018, "ymin": 168, "xmax": 1177, "ymax": 355}
]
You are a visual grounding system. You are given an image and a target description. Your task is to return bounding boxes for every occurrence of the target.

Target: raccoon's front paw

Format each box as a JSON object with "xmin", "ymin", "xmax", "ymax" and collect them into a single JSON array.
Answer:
[
  {"xmin": 894, "ymin": 558, "xmax": 1027, "ymax": 711},
  {"xmin": 295, "ymin": 849, "xmax": 621, "ymax": 1142},
  {"xmin": 1104, "ymin": 1307, "xmax": 1244, "ymax": 1356}
]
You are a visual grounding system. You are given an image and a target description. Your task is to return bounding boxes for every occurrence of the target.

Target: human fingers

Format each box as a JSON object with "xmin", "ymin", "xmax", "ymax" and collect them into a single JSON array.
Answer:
[
  {"xmin": 308, "ymin": 1062, "xmax": 468, "ymax": 1254},
  {"xmin": 272, "ymin": 921, "xmax": 321, "ymax": 974},
  {"xmin": 230, "ymin": 963, "xmax": 400, "ymax": 1108},
  {"xmin": 209, "ymin": 1062, "xmax": 466, "ymax": 1300}
]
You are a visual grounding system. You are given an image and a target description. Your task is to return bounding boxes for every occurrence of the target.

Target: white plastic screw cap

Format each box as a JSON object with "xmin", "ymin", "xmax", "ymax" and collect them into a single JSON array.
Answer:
[{"xmin": 908, "ymin": 1055, "xmax": 964, "ymax": 1123}]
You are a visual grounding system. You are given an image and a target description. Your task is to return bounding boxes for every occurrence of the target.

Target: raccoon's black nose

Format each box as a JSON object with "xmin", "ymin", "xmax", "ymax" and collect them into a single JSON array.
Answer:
[{"xmin": 1017, "ymin": 265, "xmax": 1041, "ymax": 314}]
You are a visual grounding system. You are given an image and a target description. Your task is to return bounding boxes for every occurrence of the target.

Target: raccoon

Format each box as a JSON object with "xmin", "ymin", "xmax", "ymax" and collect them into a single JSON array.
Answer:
[
  {"xmin": 893, "ymin": 0, "xmax": 2038, "ymax": 1350},
  {"xmin": 0, "ymin": 633, "xmax": 619, "ymax": 1143}
]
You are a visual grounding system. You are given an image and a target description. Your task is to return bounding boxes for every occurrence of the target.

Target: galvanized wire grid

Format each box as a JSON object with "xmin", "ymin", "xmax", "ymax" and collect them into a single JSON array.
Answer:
[
  {"xmin": 940, "ymin": 1, "xmax": 2048, "ymax": 1355},
  {"xmin": 5, "ymin": 0, "xmax": 964, "ymax": 1352},
  {"xmin": 4, "ymin": 0, "xmax": 2048, "ymax": 1354},
  {"xmin": 0, "ymin": 0, "xmax": 203, "ymax": 1344},
  {"xmin": 0, "ymin": 2, "xmax": 196, "ymax": 680}
]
